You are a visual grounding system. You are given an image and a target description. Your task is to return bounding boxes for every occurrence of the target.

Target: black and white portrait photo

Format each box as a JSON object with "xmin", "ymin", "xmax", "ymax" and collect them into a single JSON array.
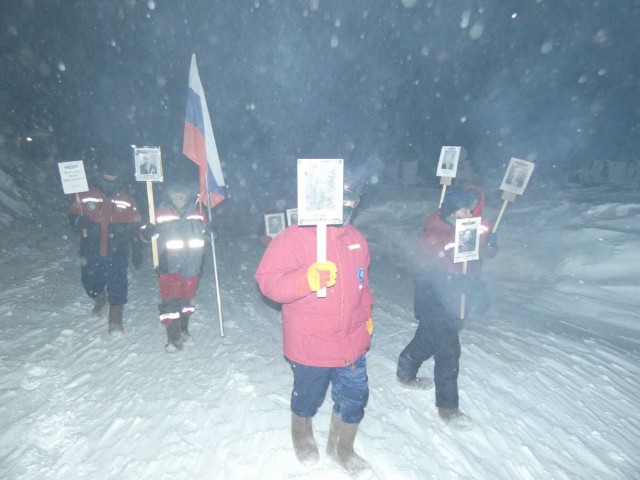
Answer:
[
  {"xmin": 500, "ymin": 157, "xmax": 535, "ymax": 195},
  {"xmin": 134, "ymin": 147, "xmax": 163, "ymax": 182},
  {"xmin": 297, "ymin": 158, "xmax": 343, "ymax": 226},
  {"xmin": 264, "ymin": 213, "xmax": 286, "ymax": 238},
  {"xmin": 436, "ymin": 146, "xmax": 461, "ymax": 178}
]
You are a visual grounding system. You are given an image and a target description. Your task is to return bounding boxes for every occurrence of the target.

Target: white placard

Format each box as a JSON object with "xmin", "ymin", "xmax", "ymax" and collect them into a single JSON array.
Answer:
[
  {"xmin": 454, "ymin": 217, "xmax": 481, "ymax": 263},
  {"xmin": 297, "ymin": 159, "xmax": 343, "ymax": 226},
  {"xmin": 58, "ymin": 160, "xmax": 89, "ymax": 194},
  {"xmin": 436, "ymin": 146, "xmax": 462, "ymax": 178},
  {"xmin": 500, "ymin": 157, "xmax": 535, "ymax": 195},
  {"xmin": 264, "ymin": 213, "xmax": 286, "ymax": 238},
  {"xmin": 134, "ymin": 146, "xmax": 163, "ymax": 182}
]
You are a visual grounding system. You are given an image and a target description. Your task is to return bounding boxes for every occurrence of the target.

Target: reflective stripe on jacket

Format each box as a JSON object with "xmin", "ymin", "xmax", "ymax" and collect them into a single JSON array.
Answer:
[
  {"xmin": 415, "ymin": 211, "xmax": 495, "ymax": 275},
  {"xmin": 69, "ymin": 187, "xmax": 141, "ymax": 257},
  {"xmin": 155, "ymin": 205, "xmax": 206, "ymax": 277}
]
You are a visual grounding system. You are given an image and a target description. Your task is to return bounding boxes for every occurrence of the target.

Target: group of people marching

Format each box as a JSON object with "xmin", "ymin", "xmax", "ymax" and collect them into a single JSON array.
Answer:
[
  {"xmin": 68, "ymin": 154, "xmax": 498, "ymax": 479},
  {"xmin": 69, "ymin": 156, "xmax": 208, "ymax": 352}
]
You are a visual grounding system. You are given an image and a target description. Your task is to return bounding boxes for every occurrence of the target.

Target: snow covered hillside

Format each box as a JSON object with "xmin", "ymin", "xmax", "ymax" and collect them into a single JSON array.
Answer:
[{"xmin": 1, "ymin": 183, "xmax": 638, "ymax": 479}]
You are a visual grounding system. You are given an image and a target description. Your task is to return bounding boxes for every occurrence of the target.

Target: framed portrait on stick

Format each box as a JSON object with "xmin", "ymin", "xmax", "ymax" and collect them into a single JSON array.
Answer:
[
  {"xmin": 133, "ymin": 146, "xmax": 163, "ymax": 268},
  {"xmin": 494, "ymin": 157, "xmax": 535, "ymax": 232},
  {"xmin": 134, "ymin": 146, "xmax": 163, "ymax": 182},
  {"xmin": 454, "ymin": 217, "xmax": 480, "ymax": 264},
  {"xmin": 436, "ymin": 146, "xmax": 466, "ymax": 207},
  {"xmin": 264, "ymin": 213, "xmax": 286, "ymax": 238},
  {"xmin": 436, "ymin": 146, "xmax": 463, "ymax": 178},
  {"xmin": 286, "ymin": 208, "xmax": 299, "ymax": 226},
  {"xmin": 454, "ymin": 216, "xmax": 480, "ymax": 320},
  {"xmin": 297, "ymin": 158, "xmax": 343, "ymax": 226},
  {"xmin": 500, "ymin": 157, "xmax": 534, "ymax": 195},
  {"xmin": 297, "ymin": 158, "xmax": 344, "ymax": 297}
]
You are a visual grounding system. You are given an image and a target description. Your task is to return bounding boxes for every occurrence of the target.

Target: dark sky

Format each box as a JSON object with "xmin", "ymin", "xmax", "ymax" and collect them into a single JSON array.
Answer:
[{"xmin": 1, "ymin": 0, "xmax": 638, "ymax": 199}]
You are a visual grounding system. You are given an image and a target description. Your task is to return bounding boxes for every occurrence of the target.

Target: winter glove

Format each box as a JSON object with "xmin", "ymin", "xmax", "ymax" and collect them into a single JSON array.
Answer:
[
  {"xmin": 485, "ymin": 232, "xmax": 498, "ymax": 248},
  {"xmin": 307, "ymin": 261, "xmax": 337, "ymax": 291},
  {"xmin": 366, "ymin": 317, "xmax": 374, "ymax": 336},
  {"xmin": 131, "ymin": 242, "xmax": 143, "ymax": 269},
  {"xmin": 140, "ymin": 223, "xmax": 157, "ymax": 241},
  {"xmin": 72, "ymin": 215, "xmax": 91, "ymax": 231},
  {"xmin": 203, "ymin": 224, "xmax": 217, "ymax": 240}
]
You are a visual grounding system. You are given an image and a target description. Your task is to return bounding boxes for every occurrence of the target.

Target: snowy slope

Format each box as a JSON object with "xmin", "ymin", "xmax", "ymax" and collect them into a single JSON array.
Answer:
[{"xmin": 0, "ymin": 184, "xmax": 638, "ymax": 479}]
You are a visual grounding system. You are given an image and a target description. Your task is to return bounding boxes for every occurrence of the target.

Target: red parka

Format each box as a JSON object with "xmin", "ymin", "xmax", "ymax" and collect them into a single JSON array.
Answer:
[
  {"xmin": 255, "ymin": 223, "xmax": 373, "ymax": 367},
  {"xmin": 415, "ymin": 185, "xmax": 496, "ymax": 275},
  {"xmin": 69, "ymin": 187, "xmax": 141, "ymax": 258}
]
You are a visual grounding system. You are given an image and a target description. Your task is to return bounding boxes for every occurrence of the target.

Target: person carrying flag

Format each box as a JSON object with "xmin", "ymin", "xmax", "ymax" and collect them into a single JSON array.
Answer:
[
  {"xmin": 182, "ymin": 53, "xmax": 226, "ymax": 337},
  {"xmin": 140, "ymin": 181, "xmax": 207, "ymax": 352}
]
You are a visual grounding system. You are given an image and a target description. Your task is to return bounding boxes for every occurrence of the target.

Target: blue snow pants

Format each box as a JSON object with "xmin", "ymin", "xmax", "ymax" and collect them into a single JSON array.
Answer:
[
  {"xmin": 81, "ymin": 255, "xmax": 128, "ymax": 305},
  {"xmin": 289, "ymin": 354, "xmax": 369, "ymax": 424}
]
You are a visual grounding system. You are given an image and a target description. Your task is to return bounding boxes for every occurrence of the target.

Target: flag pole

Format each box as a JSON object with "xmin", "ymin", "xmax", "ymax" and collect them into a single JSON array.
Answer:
[{"xmin": 205, "ymin": 172, "xmax": 225, "ymax": 337}]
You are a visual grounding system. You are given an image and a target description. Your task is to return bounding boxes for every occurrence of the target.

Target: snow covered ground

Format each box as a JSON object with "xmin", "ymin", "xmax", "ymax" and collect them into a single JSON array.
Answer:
[{"xmin": 1, "ymin": 183, "xmax": 638, "ymax": 479}]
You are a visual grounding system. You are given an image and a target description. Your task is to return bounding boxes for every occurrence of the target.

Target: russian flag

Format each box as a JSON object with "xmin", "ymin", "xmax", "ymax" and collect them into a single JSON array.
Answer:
[{"xmin": 183, "ymin": 54, "xmax": 226, "ymax": 208}]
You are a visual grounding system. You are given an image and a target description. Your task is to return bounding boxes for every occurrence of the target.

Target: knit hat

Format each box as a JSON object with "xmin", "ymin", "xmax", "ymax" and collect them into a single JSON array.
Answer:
[
  {"xmin": 96, "ymin": 145, "xmax": 128, "ymax": 178},
  {"xmin": 440, "ymin": 187, "xmax": 474, "ymax": 218}
]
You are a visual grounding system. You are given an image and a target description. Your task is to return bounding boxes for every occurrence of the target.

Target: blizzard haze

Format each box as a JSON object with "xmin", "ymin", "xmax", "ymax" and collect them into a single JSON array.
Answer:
[{"xmin": 0, "ymin": 1, "xmax": 639, "ymax": 479}]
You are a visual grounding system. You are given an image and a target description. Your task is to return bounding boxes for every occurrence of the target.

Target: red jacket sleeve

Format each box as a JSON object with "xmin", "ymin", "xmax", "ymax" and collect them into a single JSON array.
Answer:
[{"xmin": 255, "ymin": 227, "xmax": 313, "ymax": 304}]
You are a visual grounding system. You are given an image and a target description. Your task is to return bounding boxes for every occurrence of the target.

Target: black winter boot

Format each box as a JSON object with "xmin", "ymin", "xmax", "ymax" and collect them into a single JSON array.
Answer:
[
  {"xmin": 180, "ymin": 314, "xmax": 191, "ymax": 338},
  {"xmin": 326, "ymin": 414, "xmax": 373, "ymax": 479},
  {"xmin": 92, "ymin": 291, "xmax": 107, "ymax": 315},
  {"xmin": 291, "ymin": 412, "xmax": 319, "ymax": 466},
  {"xmin": 438, "ymin": 407, "xmax": 473, "ymax": 431},
  {"xmin": 165, "ymin": 320, "xmax": 183, "ymax": 353},
  {"xmin": 396, "ymin": 376, "xmax": 434, "ymax": 390},
  {"xmin": 108, "ymin": 304, "xmax": 124, "ymax": 335}
]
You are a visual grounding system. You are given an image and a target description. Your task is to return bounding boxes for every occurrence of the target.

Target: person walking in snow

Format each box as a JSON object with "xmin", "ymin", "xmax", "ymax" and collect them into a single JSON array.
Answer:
[
  {"xmin": 255, "ymin": 180, "xmax": 374, "ymax": 477},
  {"xmin": 140, "ymin": 182, "xmax": 207, "ymax": 352},
  {"xmin": 396, "ymin": 185, "xmax": 497, "ymax": 430},
  {"xmin": 69, "ymin": 156, "xmax": 143, "ymax": 334}
]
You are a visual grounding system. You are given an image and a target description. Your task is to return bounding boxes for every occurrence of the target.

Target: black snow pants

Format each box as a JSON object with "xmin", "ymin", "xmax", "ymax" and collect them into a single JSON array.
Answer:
[{"xmin": 397, "ymin": 275, "xmax": 462, "ymax": 409}]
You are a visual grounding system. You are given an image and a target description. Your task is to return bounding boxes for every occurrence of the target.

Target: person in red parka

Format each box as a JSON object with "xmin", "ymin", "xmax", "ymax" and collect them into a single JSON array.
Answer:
[
  {"xmin": 255, "ymin": 181, "xmax": 374, "ymax": 477},
  {"xmin": 68, "ymin": 157, "xmax": 142, "ymax": 334},
  {"xmin": 396, "ymin": 185, "xmax": 497, "ymax": 431}
]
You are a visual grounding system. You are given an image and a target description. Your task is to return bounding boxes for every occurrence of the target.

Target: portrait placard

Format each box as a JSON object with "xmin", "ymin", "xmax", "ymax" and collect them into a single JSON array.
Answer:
[
  {"xmin": 500, "ymin": 157, "xmax": 535, "ymax": 195},
  {"xmin": 134, "ymin": 146, "xmax": 163, "ymax": 182},
  {"xmin": 58, "ymin": 160, "xmax": 88, "ymax": 194},
  {"xmin": 454, "ymin": 217, "xmax": 480, "ymax": 263},
  {"xmin": 297, "ymin": 159, "xmax": 343, "ymax": 226},
  {"xmin": 436, "ymin": 146, "xmax": 461, "ymax": 178},
  {"xmin": 286, "ymin": 208, "xmax": 299, "ymax": 226},
  {"xmin": 265, "ymin": 213, "xmax": 286, "ymax": 238}
]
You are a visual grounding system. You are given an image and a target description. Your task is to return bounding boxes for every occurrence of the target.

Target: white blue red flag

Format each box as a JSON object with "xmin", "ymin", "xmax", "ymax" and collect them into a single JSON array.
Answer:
[{"xmin": 183, "ymin": 54, "xmax": 226, "ymax": 208}]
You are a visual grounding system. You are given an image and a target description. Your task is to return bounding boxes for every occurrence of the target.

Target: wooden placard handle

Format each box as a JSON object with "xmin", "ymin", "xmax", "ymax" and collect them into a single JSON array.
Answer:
[
  {"xmin": 493, "ymin": 190, "xmax": 517, "ymax": 233},
  {"xmin": 76, "ymin": 192, "xmax": 87, "ymax": 238},
  {"xmin": 459, "ymin": 261, "xmax": 468, "ymax": 320},
  {"xmin": 146, "ymin": 181, "xmax": 159, "ymax": 268},
  {"xmin": 316, "ymin": 222, "xmax": 327, "ymax": 298},
  {"xmin": 438, "ymin": 177, "xmax": 452, "ymax": 208}
]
